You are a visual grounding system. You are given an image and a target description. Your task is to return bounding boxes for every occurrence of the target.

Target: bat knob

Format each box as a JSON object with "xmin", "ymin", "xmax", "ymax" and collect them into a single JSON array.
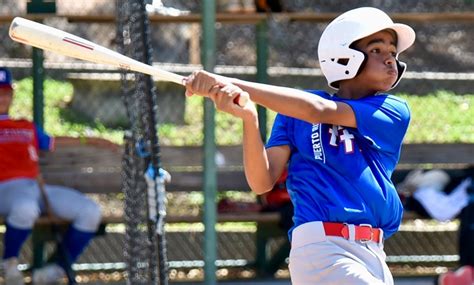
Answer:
[{"xmin": 233, "ymin": 92, "xmax": 249, "ymax": 107}]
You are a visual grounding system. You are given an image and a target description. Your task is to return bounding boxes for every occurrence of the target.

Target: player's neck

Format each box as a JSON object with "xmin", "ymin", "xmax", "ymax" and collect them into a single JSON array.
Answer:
[{"xmin": 336, "ymin": 85, "xmax": 377, "ymax": 100}]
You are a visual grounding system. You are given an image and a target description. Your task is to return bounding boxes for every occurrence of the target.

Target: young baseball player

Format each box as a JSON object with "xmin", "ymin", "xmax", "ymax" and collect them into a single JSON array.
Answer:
[
  {"xmin": 0, "ymin": 67, "xmax": 102, "ymax": 285},
  {"xmin": 185, "ymin": 7, "xmax": 415, "ymax": 284}
]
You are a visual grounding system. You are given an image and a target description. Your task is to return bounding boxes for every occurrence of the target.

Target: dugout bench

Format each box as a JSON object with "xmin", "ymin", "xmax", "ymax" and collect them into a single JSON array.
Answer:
[{"xmin": 3, "ymin": 138, "xmax": 472, "ymax": 278}]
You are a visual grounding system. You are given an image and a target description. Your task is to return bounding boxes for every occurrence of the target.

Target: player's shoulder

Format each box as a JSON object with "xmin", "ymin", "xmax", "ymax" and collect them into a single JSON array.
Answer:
[
  {"xmin": 304, "ymin": 89, "xmax": 332, "ymax": 99},
  {"xmin": 378, "ymin": 93, "xmax": 408, "ymax": 103},
  {"xmin": 15, "ymin": 118, "xmax": 33, "ymax": 123},
  {"xmin": 361, "ymin": 93, "xmax": 409, "ymax": 108},
  {"xmin": 377, "ymin": 93, "xmax": 409, "ymax": 109},
  {"xmin": 375, "ymin": 93, "xmax": 411, "ymax": 120},
  {"xmin": 14, "ymin": 118, "xmax": 34, "ymax": 127},
  {"xmin": 0, "ymin": 117, "xmax": 34, "ymax": 126}
]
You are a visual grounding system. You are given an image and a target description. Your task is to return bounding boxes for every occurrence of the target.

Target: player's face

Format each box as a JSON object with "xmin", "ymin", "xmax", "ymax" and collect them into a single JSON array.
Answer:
[
  {"xmin": 0, "ymin": 88, "xmax": 13, "ymax": 115},
  {"xmin": 352, "ymin": 29, "xmax": 399, "ymax": 93}
]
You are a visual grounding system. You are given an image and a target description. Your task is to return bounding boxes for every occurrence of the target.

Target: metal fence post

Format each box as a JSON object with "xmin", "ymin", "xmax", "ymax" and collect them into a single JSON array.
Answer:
[
  {"xmin": 32, "ymin": 48, "xmax": 44, "ymax": 128},
  {"xmin": 27, "ymin": 0, "xmax": 56, "ymax": 128},
  {"xmin": 202, "ymin": 0, "xmax": 217, "ymax": 284},
  {"xmin": 256, "ymin": 19, "xmax": 269, "ymax": 141}
]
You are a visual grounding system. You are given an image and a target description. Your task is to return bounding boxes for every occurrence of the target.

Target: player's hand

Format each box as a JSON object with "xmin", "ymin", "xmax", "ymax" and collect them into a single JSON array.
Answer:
[
  {"xmin": 184, "ymin": 70, "xmax": 249, "ymax": 107},
  {"xmin": 184, "ymin": 70, "xmax": 229, "ymax": 98},
  {"xmin": 208, "ymin": 83, "xmax": 257, "ymax": 120}
]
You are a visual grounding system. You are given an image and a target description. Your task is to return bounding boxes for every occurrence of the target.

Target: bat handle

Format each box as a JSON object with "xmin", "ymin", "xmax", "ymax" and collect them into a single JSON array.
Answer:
[
  {"xmin": 233, "ymin": 92, "xmax": 249, "ymax": 107},
  {"xmin": 182, "ymin": 78, "xmax": 249, "ymax": 108}
]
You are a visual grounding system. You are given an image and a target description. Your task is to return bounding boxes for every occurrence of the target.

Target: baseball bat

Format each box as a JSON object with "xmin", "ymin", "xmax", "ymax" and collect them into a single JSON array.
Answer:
[{"xmin": 9, "ymin": 17, "xmax": 248, "ymax": 107}]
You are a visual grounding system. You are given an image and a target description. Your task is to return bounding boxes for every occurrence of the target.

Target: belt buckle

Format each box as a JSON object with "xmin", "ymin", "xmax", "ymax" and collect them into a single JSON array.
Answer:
[{"xmin": 358, "ymin": 224, "xmax": 373, "ymax": 243}]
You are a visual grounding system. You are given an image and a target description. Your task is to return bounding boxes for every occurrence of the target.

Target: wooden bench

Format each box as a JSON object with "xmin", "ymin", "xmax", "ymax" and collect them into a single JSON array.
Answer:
[{"xmin": 4, "ymin": 138, "xmax": 472, "ymax": 277}]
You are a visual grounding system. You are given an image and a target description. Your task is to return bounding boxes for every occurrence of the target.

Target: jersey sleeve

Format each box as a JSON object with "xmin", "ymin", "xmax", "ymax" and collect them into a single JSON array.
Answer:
[
  {"xmin": 266, "ymin": 113, "xmax": 293, "ymax": 150},
  {"xmin": 34, "ymin": 125, "xmax": 55, "ymax": 151},
  {"xmin": 343, "ymin": 95, "xmax": 410, "ymax": 154}
]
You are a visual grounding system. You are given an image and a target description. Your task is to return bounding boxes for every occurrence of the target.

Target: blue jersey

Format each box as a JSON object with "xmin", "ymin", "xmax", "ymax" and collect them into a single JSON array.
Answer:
[{"xmin": 266, "ymin": 90, "xmax": 410, "ymax": 239}]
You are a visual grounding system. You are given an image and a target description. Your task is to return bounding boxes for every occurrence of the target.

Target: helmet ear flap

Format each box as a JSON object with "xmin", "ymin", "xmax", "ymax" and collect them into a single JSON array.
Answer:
[
  {"xmin": 353, "ymin": 50, "xmax": 368, "ymax": 78},
  {"xmin": 329, "ymin": 51, "xmax": 368, "ymax": 89},
  {"xmin": 323, "ymin": 48, "xmax": 366, "ymax": 89},
  {"xmin": 392, "ymin": 60, "xmax": 407, "ymax": 88}
]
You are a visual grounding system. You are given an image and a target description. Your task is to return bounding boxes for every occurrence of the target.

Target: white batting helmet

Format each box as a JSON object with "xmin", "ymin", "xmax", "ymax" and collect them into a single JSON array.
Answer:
[{"xmin": 318, "ymin": 7, "xmax": 416, "ymax": 90}]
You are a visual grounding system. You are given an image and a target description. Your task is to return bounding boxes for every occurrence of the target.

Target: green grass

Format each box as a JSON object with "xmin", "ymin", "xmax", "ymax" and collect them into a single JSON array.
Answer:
[
  {"xmin": 10, "ymin": 78, "xmax": 124, "ymax": 144},
  {"xmin": 399, "ymin": 92, "xmax": 474, "ymax": 143},
  {"xmin": 10, "ymin": 78, "xmax": 474, "ymax": 144}
]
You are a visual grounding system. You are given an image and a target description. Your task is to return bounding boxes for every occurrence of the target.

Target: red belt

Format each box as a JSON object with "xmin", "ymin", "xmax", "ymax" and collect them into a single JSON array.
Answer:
[{"xmin": 323, "ymin": 222, "xmax": 382, "ymax": 243}]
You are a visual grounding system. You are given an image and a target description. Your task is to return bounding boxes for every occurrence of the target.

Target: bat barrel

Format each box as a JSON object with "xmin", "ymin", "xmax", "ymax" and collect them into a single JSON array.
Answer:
[
  {"xmin": 8, "ymin": 17, "xmax": 248, "ymax": 106},
  {"xmin": 9, "ymin": 17, "xmax": 185, "ymax": 85}
]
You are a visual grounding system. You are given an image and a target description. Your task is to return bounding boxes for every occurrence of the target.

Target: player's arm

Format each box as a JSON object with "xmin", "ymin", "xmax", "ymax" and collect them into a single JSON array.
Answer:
[
  {"xmin": 203, "ymin": 83, "xmax": 289, "ymax": 195},
  {"xmin": 241, "ymin": 112, "xmax": 290, "ymax": 195},
  {"xmin": 232, "ymin": 79, "xmax": 357, "ymax": 128},
  {"xmin": 185, "ymin": 70, "xmax": 356, "ymax": 128},
  {"xmin": 35, "ymin": 125, "xmax": 54, "ymax": 151}
]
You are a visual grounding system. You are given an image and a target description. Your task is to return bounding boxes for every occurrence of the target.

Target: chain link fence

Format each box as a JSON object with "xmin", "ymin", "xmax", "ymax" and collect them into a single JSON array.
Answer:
[
  {"xmin": 0, "ymin": 0, "xmax": 473, "ymax": 282},
  {"xmin": 1, "ymin": 1, "xmax": 473, "ymax": 143}
]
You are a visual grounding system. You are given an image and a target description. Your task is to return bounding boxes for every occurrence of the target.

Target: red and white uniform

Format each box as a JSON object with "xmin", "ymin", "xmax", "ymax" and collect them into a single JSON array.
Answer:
[
  {"xmin": 0, "ymin": 115, "xmax": 54, "ymax": 182},
  {"xmin": 0, "ymin": 115, "xmax": 100, "ymax": 232}
]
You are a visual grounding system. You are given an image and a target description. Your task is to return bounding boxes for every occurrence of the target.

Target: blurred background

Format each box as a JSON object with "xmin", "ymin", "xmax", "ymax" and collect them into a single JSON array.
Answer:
[{"xmin": 0, "ymin": 0, "xmax": 473, "ymax": 284}]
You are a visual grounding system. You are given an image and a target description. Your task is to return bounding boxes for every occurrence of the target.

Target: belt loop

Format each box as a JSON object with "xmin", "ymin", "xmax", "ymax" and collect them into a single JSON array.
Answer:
[
  {"xmin": 347, "ymin": 224, "xmax": 356, "ymax": 242},
  {"xmin": 378, "ymin": 228, "xmax": 384, "ymax": 246}
]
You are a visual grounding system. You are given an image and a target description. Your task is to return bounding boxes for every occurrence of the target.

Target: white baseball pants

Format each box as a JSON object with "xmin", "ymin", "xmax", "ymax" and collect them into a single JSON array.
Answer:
[
  {"xmin": 289, "ymin": 221, "xmax": 393, "ymax": 285},
  {"xmin": 0, "ymin": 178, "xmax": 101, "ymax": 232}
]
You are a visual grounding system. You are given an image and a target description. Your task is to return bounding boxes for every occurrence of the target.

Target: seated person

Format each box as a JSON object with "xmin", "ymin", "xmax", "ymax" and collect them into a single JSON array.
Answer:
[
  {"xmin": 398, "ymin": 169, "xmax": 472, "ymax": 222},
  {"xmin": 397, "ymin": 167, "xmax": 474, "ymax": 285},
  {"xmin": 0, "ymin": 67, "xmax": 102, "ymax": 285}
]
